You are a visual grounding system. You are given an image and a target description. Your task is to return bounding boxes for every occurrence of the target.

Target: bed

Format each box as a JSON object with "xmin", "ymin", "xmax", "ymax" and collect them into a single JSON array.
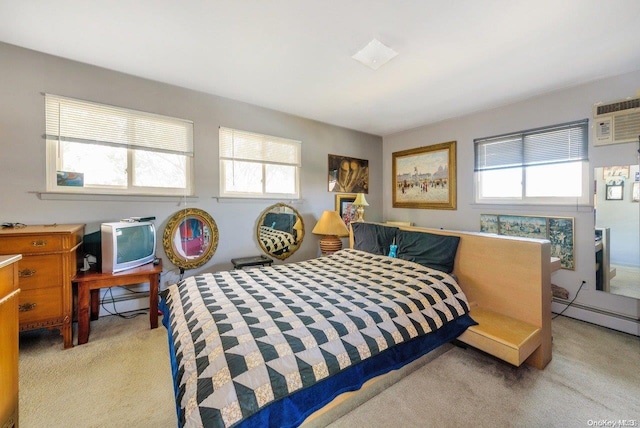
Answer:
[
  {"xmin": 258, "ymin": 225, "xmax": 297, "ymax": 255},
  {"xmin": 161, "ymin": 221, "xmax": 552, "ymax": 427}
]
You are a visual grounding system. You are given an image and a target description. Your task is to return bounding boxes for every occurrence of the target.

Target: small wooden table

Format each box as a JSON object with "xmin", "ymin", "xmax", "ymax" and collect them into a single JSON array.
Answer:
[
  {"xmin": 73, "ymin": 260, "xmax": 162, "ymax": 345},
  {"xmin": 231, "ymin": 255, "xmax": 273, "ymax": 269}
]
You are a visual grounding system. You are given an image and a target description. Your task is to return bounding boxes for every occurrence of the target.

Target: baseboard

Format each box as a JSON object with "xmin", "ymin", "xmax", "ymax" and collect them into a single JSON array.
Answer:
[
  {"xmin": 97, "ymin": 291, "xmax": 151, "ymax": 317},
  {"xmin": 552, "ymin": 299, "xmax": 640, "ymax": 336}
]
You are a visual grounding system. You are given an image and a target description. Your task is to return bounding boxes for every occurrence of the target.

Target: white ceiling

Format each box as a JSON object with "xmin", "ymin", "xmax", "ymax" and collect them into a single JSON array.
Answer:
[{"xmin": 1, "ymin": 0, "xmax": 640, "ymax": 136}]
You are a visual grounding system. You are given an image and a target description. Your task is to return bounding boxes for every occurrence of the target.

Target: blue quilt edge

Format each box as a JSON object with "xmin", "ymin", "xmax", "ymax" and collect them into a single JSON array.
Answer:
[
  {"xmin": 243, "ymin": 313, "xmax": 477, "ymax": 428},
  {"xmin": 161, "ymin": 288, "xmax": 476, "ymax": 428},
  {"xmin": 159, "ymin": 296, "xmax": 181, "ymax": 427}
]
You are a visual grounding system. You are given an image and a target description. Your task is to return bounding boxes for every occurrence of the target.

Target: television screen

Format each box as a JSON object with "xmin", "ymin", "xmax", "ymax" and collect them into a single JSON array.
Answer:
[
  {"xmin": 101, "ymin": 221, "xmax": 156, "ymax": 273},
  {"xmin": 116, "ymin": 224, "xmax": 155, "ymax": 264}
]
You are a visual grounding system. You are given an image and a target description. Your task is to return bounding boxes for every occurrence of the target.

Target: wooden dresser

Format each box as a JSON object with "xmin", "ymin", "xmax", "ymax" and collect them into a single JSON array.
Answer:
[
  {"xmin": 0, "ymin": 254, "xmax": 21, "ymax": 428},
  {"xmin": 0, "ymin": 224, "xmax": 84, "ymax": 349}
]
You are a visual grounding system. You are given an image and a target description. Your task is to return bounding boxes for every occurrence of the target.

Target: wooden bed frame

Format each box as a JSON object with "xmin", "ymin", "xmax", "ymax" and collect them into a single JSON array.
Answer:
[{"xmin": 303, "ymin": 222, "xmax": 552, "ymax": 425}]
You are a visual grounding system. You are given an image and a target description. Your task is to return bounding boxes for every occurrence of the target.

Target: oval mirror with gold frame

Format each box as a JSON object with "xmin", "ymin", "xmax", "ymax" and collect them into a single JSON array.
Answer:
[
  {"xmin": 163, "ymin": 208, "xmax": 219, "ymax": 270},
  {"xmin": 256, "ymin": 203, "xmax": 304, "ymax": 260}
]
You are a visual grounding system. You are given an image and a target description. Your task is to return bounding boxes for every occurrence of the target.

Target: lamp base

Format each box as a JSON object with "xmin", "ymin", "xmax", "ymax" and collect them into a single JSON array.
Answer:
[
  {"xmin": 319, "ymin": 235, "xmax": 342, "ymax": 255},
  {"xmin": 354, "ymin": 206, "xmax": 365, "ymax": 222}
]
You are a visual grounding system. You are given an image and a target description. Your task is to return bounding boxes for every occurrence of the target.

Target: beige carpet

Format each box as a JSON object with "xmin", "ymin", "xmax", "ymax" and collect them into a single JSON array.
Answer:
[
  {"xmin": 19, "ymin": 314, "xmax": 639, "ymax": 427},
  {"xmin": 19, "ymin": 314, "xmax": 176, "ymax": 428},
  {"xmin": 330, "ymin": 316, "xmax": 640, "ymax": 427}
]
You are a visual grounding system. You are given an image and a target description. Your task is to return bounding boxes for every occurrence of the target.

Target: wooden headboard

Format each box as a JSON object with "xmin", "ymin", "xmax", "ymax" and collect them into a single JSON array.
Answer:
[{"xmin": 349, "ymin": 222, "xmax": 552, "ymax": 369}]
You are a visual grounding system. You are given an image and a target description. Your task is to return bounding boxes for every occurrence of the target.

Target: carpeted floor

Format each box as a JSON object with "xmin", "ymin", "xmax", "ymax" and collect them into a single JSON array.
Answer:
[
  {"xmin": 18, "ymin": 313, "xmax": 639, "ymax": 427},
  {"xmin": 19, "ymin": 314, "xmax": 176, "ymax": 428}
]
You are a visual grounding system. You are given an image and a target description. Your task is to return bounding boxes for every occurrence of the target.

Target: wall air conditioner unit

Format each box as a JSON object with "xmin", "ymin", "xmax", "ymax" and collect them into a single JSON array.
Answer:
[{"xmin": 593, "ymin": 96, "xmax": 640, "ymax": 146}]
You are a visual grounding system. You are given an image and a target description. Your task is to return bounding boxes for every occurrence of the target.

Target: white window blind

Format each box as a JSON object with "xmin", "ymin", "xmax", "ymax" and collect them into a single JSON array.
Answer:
[
  {"xmin": 475, "ymin": 119, "xmax": 588, "ymax": 171},
  {"xmin": 45, "ymin": 94, "xmax": 193, "ymax": 156},
  {"xmin": 45, "ymin": 94, "xmax": 194, "ymax": 196},
  {"xmin": 219, "ymin": 127, "xmax": 301, "ymax": 198},
  {"xmin": 473, "ymin": 119, "xmax": 589, "ymax": 205}
]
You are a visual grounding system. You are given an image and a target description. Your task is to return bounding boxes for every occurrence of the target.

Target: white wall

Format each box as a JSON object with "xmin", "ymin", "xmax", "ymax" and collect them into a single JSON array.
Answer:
[
  {"xmin": 0, "ymin": 42, "xmax": 382, "ymax": 302},
  {"xmin": 383, "ymin": 70, "xmax": 640, "ymax": 334}
]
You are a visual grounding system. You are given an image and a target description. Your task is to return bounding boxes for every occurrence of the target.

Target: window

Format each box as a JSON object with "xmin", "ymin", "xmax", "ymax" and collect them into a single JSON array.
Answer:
[
  {"xmin": 474, "ymin": 119, "xmax": 589, "ymax": 205},
  {"xmin": 219, "ymin": 127, "xmax": 301, "ymax": 199},
  {"xmin": 45, "ymin": 94, "xmax": 194, "ymax": 196}
]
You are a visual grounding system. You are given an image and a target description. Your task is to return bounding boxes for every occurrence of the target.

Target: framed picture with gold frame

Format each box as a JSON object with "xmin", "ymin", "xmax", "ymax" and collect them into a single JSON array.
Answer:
[
  {"xmin": 392, "ymin": 141, "xmax": 456, "ymax": 209},
  {"xmin": 335, "ymin": 193, "xmax": 357, "ymax": 227}
]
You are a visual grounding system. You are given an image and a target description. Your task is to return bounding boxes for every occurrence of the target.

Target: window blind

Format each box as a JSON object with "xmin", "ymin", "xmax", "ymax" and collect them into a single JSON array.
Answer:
[
  {"xmin": 219, "ymin": 127, "xmax": 301, "ymax": 166},
  {"xmin": 45, "ymin": 94, "xmax": 194, "ymax": 156},
  {"xmin": 474, "ymin": 119, "xmax": 588, "ymax": 172}
]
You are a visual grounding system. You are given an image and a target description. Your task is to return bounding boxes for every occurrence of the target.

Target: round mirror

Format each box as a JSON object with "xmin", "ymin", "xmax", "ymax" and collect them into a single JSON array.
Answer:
[
  {"xmin": 163, "ymin": 208, "xmax": 219, "ymax": 270},
  {"xmin": 256, "ymin": 203, "xmax": 304, "ymax": 260}
]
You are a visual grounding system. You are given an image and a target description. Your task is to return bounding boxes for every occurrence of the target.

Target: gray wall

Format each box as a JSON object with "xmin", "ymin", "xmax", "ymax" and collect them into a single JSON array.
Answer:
[
  {"xmin": 3, "ymin": 40, "xmax": 637, "ymax": 330},
  {"xmin": 383, "ymin": 70, "xmax": 640, "ymax": 326},
  {"xmin": 0, "ymin": 42, "xmax": 382, "ymax": 290}
]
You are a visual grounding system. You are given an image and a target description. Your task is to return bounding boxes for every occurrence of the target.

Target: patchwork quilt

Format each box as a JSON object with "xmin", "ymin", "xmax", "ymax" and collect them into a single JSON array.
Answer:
[
  {"xmin": 259, "ymin": 225, "xmax": 296, "ymax": 254},
  {"xmin": 162, "ymin": 249, "xmax": 471, "ymax": 427}
]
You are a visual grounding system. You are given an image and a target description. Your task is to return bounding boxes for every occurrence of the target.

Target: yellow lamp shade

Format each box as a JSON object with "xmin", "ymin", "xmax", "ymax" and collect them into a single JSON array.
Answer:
[
  {"xmin": 353, "ymin": 193, "xmax": 369, "ymax": 207},
  {"xmin": 312, "ymin": 210, "xmax": 349, "ymax": 237},
  {"xmin": 312, "ymin": 210, "xmax": 349, "ymax": 255}
]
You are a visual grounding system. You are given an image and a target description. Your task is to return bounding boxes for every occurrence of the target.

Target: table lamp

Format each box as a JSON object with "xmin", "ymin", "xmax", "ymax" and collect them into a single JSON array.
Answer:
[
  {"xmin": 312, "ymin": 210, "xmax": 349, "ymax": 255},
  {"xmin": 353, "ymin": 193, "xmax": 369, "ymax": 222}
]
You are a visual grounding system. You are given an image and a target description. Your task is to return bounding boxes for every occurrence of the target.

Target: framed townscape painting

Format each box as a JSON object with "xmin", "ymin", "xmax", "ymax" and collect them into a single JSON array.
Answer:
[
  {"xmin": 392, "ymin": 141, "xmax": 456, "ymax": 209},
  {"xmin": 335, "ymin": 194, "xmax": 357, "ymax": 227},
  {"xmin": 328, "ymin": 155, "xmax": 369, "ymax": 193}
]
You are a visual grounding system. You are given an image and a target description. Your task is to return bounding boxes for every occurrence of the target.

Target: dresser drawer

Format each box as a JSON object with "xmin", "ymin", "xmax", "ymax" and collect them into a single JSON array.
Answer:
[
  {"xmin": 18, "ymin": 287, "xmax": 63, "ymax": 326},
  {"xmin": 0, "ymin": 259, "xmax": 18, "ymax": 298},
  {"xmin": 16, "ymin": 254, "xmax": 63, "ymax": 291},
  {"xmin": 0, "ymin": 234, "xmax": 64, "ymax": 254}
]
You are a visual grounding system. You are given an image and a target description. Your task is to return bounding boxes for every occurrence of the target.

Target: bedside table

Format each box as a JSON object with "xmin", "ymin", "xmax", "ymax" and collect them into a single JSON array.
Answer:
[{"xmin": 231, "ymin": 255, "xmax": 273, "ymax": 270}]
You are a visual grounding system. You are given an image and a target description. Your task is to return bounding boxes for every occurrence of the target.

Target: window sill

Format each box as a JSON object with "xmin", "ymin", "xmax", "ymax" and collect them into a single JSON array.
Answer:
[
  {"xmin": 34, "ymin": 191, "xmax": 199, "ymax": 203},
  {"xmin": 214, "ymin": 197, "xmax": 304, "ymax": 205},
  {"xmin": 470, "ymin": 202, "xmax": 593, "ymax": 213}
]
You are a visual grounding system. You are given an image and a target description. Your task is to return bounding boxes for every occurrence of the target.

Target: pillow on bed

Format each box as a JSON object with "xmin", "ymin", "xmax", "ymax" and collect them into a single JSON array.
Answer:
[
  {"xmin": 351, "ymin": 222, "xmax": 398, "ymax": 256},
  {"xmin": 396, "ymin": 229, "xmax": 460, "ymax": 273}
]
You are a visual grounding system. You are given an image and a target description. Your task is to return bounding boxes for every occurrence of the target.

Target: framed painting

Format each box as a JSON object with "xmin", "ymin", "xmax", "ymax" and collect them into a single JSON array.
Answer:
[
  {"xmin": 392, "ymin": 141, "xmax": 456, "ymax": 209},
  {"xmin": 606, "ymin": 183, "xmax": 624, "ymax": 200},
  {"xmin": 548, "ymin": 217, "xmax": 575, "ymax": 270},
  {"xmin": 479, "ymin": 214, "xmax": 499, "ymax": 234},
  {"xmin": 497, "ymin": 215, "xmax": 547, "ymax": 240},
  {"xmin": 480, "ymin": 213, "xmax": 575, "ymax": 270},
  {"xmin": 328, "ymin": 155, "xmax": 369, "ymax": 193},
  {"xmin": 603, "ymin": 165, "xmax": 630, "ymax": 179},
  {"xmin": 335, "ymin": 194, "xmax": 357, "ymax": 227}
]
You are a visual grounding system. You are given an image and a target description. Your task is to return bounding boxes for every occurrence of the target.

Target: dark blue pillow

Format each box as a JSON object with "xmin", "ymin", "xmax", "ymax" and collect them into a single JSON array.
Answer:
[
  {"xmin": 351, "ymin": 222, "xmax": 398, "ymax": 256},
  {"xmin": 263, "ymin": 212, "xmax": 296, "ymax": 234},
  {"xmin": 396, "ymin": 229, "xmax": 460, "ymax": 273}
]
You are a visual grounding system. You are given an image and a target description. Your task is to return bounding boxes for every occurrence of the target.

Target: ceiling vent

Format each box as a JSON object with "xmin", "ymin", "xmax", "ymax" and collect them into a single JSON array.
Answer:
[{"xmin": 593, "ymin": 96, "xmax": 640, "ymax": 146}]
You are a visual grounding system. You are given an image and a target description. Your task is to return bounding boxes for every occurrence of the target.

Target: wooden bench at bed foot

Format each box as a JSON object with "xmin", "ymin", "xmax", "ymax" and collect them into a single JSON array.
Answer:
[{"xmin": 457, "ymin": 307, "xmax": 542, "ymax": 367}]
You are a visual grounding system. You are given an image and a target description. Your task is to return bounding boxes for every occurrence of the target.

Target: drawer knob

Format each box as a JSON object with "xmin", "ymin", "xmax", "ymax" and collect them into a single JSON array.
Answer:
[
  {"xmin": 31, "ymin": 240, "xmax": 48, "ymax": 247},
  {"xmin": 19, "ymin": 302, "xmax": 37, "ymax": 312},
  {"xmin": 19, "ymin": 268, "xmax": 37, "ymax": 278}
]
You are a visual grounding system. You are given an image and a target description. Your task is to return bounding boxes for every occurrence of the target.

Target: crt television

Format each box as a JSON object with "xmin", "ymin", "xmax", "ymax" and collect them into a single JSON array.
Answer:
[{"xmin": 101, "ymin": 221, "xmax": 156, "ymax": 273}]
